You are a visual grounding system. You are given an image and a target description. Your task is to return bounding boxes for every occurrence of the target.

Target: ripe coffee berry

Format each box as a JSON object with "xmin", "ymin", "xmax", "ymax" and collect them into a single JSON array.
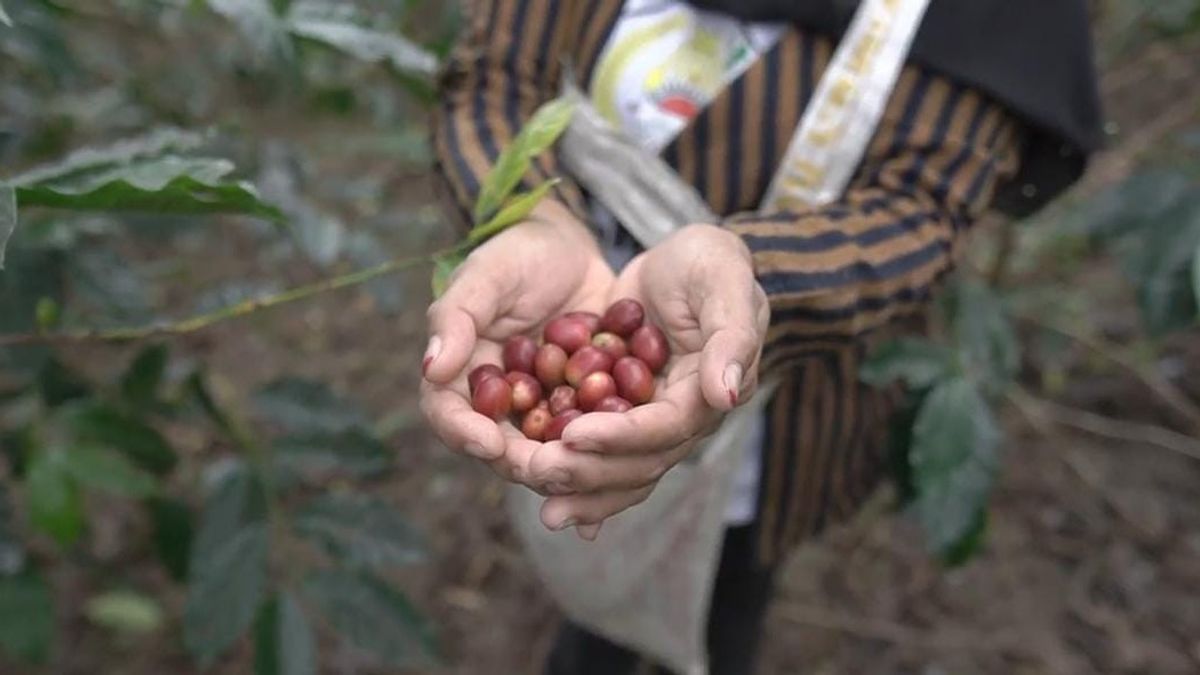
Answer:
[
  {"xmin": 468, "ymin": 364, "xmax": 504, "ymax": 395},
  {"xmin": 467, "ymin": 298, "xmax": 671, "ymax": 440},
  {"xmin": 503, "ymin": 335, "xmax": 539, "ymax": 374}
]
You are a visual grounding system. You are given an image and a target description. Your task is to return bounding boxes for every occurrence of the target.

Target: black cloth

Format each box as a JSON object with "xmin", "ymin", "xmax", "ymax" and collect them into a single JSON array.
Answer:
[
  {"xmin": 544, "ymin": 525, "xmax": 778, "ymax": 675},
  {"xmin": 686, "ymin": 0, "xmax": 1105, "ymax": 217}
]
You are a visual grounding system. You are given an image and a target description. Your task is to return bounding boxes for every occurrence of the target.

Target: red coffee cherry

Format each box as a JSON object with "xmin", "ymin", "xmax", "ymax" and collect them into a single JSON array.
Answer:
[
  {"xmin": 629, "ymin": 325, "xmax": 670, "ymax": 374},
  {"xmin": 544, "ymin": 317, "xmax": 592, "ymax": 354},
  {"xmin": 563, "ymin": 311, "xmax": 602, "ymax": 334},
  {"xmin": 502, "ymin": 335, "xmax": 539, "ymax": 374},
  {"xmin": 576, "ymin": 372, "xmax": 617, "ymax": 412},
  {"xmin": 521, "ymin": 406, "xmax": 553, "ymax": 442},
  {"xmin": 613, "ymin": 356, "xmax": 655, "ymax": 405},
  {"xmin": 545, "ymin": 409, "xmax": 583, "ymax": 442},
  {"xmin": 564, "ymin": 346, "xmax": 615, "ymax": 387},
  {"xmin": 594, "ymin": 396, "xmax": 633, "ymax": 413},
  {"xmin": 534, "ymin": 343, "xmax": 568, "ymax": 388},
  {"xmin": 472, "ymin": 376, "xmax": 513, "ymax": 420},
  {"xmin": 505, "ymin": 371, "xmax": 543, "ymax": 414},
  {"xmin": 600, "ymin": 298, "xmax": 645, "ymax": 337},
  {"xmin": 548, "ymin": 385, "xmax": 578, "ymax": 416},
  {"xmin": 468, "ymin": 364, "xmax": 504, "ymax": 395},
  {"xmin": 591, "ymin": 332, "xmax": 628, "ymax": 360}
]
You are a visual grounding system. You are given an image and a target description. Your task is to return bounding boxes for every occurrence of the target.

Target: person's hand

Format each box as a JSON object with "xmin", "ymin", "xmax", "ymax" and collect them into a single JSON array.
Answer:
[
  {"xmin": 526, "ymin": 224, "xmax": 770, "ymax": 538},
  {"xmin": 420, "ymin": 200, "xmax": 614, "ymax": 483}
]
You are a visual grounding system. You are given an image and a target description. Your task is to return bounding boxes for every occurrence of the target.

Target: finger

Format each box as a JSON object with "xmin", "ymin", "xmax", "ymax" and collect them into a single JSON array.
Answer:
[
  {"xmin": 697, "ymin": 276, "xmax": 767, "ymax": 411},
  {"xmin": 495, "ymin": 423, "xmax": 545, "ymax": 486},
  {"xmin": 527, "ymin": 439, "xmax": 695, "ymax": 493},
  {"xmin": 560, "ymin": 373, "xmax": 719, "ymax": 455},
  {"xmin": 539, "ymin": 486, "xmax": 656, "ymax": 531},
  {"xmin": 424, "ymin": 260, "xmax": 508, "ymax": 384},
  {"xmin": 576, "ymin": 522, "xmax": 602, "ymax": 541},
  {"xmin": 418, "ymin": 382, "xmax": 506, "ymax": 460}
]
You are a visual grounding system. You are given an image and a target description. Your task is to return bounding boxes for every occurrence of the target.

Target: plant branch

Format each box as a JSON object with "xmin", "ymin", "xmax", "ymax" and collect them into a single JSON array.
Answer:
[
  {"xmin": 1007, "ymin": 387, "xmax": 1200, "ymax": 463},
  {"xmin": 1014, "ymin": 311, "xmax": 1200, "ymax": 434},
  {"xmin": 0, "ymin": 243, "xmax": 468, "ymax": 348}
]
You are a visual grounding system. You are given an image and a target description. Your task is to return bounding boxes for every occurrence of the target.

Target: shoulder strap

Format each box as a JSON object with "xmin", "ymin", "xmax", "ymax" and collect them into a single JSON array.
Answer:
[{"xmin": 762, "ymin": 0, "xmax": 932, "ymax": 212}]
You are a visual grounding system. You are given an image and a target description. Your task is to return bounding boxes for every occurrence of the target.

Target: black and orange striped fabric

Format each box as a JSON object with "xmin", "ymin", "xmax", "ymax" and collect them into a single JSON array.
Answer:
[{"xmin": 431, "ymin": 0, "xmax": 1023, "ymax": 564}]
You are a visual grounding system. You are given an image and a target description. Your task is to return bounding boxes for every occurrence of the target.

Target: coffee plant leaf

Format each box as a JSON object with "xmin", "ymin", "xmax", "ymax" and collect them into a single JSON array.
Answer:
[
  {"xmin": 84, "ymin": 590, "xmax": 164, "ymax": 635},
  {"xmin": 468, "ymin": 179, "xmax": 561, "ymax": 245},
  {"xmin": 252, "ymin": 377, "xmax": 370, "ymax": 435},
  {"xmin": 0, "ymin": 572, "xmax": 54, "ymax": 664},
  {"xmin": 15, "ymin": 156, "xmax": 283, "ymax": 222},
  {"xmin": 62, "ymin": 445, "xmax": 160, "ymax": 499},
  {"xmin": 293, "ymin": 494, "xmax": 424, "ymax": 571},
  {"xmin": 0, "ymin": 185, "xmax": 14, "ymax": 269},
  {"xmin": 0, "ymin": 3, "xmax": 11, "ymax": 27},
  {"xmin": 271, "ymin": 429, "xmax": 391, "ymax": 486},
  {"xmin": 119, "ymin": 343, "xmax": 169, "ymax": 410},
  {"xmin": 301, "ymin": 570, "xmax": 436, "ymax": 668},
  {"xmin": 472, "ymin": 98, "xmax": 576, "ymax": 224},
  {"xmin": 26, "ymin": 450, "xmax": 83, "ymax": 546},
  {"xmin": 859, "ymin": 337, "xmax": 959, "ymax": 391},
  {"xmin": 35, "ymin": 357, "xmax": 90, "ymax": 408},
  {"xmin": 254, "ymin": 591, "xmax": 317, "ymax": 675},
  {"xmin": 149, "ymin": 497, "xmax": 194, "ymax": 582},
  {"xmin": 184, "ymin": 468, "xmax": 269, "ymax": 667},
  {"xmin": 910, "ymin": 377, "xmax": 1000, "ymax": 559},
  {"xmin": 286, "ymin": 3, "xmax": 438, "ymax": 76},
  {"xmin": 62, "ymin": 403, "xmax": 178, "ymax": 476},
  {"xmin": 946, "ymin": 279, "xmax": 1019, "ymax": 390},
  {"xmin": 207, "ymin": 0, "xmax": 292, "ymax": 60}
]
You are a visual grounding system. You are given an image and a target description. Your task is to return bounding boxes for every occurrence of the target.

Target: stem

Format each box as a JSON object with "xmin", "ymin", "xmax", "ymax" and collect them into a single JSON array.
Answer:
[{"xmin": 0, "ymin": 243, "xmax": 469, "ymax": 348}]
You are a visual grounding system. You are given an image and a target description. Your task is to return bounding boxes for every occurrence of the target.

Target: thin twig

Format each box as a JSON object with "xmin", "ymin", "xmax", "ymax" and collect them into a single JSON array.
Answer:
[
  {"xmin": 1007, "ymin": 388, "xmax": 1200, "ymax": 463},
  {"xmin": 1014, "ymin": 312, "xmax": 1200, "ymax": 434},
  {"xmin": 0, "ymin": 244, "xmax": 466, "ymax": 347}
]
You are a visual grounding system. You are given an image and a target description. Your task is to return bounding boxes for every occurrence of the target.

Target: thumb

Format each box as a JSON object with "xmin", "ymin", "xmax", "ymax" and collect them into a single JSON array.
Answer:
[
  {"xmin": 423, "ymin": 262, "xmax": 503, "ymax": 384},
  {"xmin": 697, "ymin": 274, "xmax": 766, "ymax": 412}
]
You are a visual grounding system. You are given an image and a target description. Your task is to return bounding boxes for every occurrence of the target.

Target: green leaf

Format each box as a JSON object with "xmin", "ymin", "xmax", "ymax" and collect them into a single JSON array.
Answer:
[
  {"xmin": 62, "ymin": 403, "xmax": 177, "ymax": 475},
  {"xmin": 286, "ymin": 5, "xmax": 438, "ymax": 75},
  {"xmin": 255, "ymin": 592, "xmax": 317, "ymax": 675},
  {"xmin": 149, "ymin": 497, "xmax": 193, "ymax": 582},
  {"xmin": 430, "ymin": 249, "xmax": 467, "ymax": 299},
  {"xmin": 940, "ymin": 509, "xmax": 989, "ymax": 568},
  {"xmin": 301, "ymin": 570, "xmax": 436, "ymax": 668},
  {"xmin": 62, "ymin": 446, "xmax": 159, "ymax": 498},
  {"xmin": 0, "ymin": 572, "xmax": 54, "ymax": 663},
  {"xmin": 33, "ymin": 297, "xmax": 59, "ymax": 332},
  {"xmin": 859, "ymin": 338, "xmax": 958, "ymax": 390},
  {"xmin": 35, "ymin": 357, "xmax": 90, "ymax": 408},
  {"xmin": 85, "ymin": 591, "xmax": 164, "ymax": 635},
  {"xmin": 294, "ymin": 494, "xmax": 424, "ymax": 570},
  {"xmin": 185, "ymin": 370, "xmax": 238, "ymax": 438},
  {"xmin": 272, "ymin": 429, "xmax": 391, "ymax": 486},
  {"xmin": 0, "ymin": 184, "xmax": 14, "ymax": 269},
  {"xmin": 947, "ymin": 280, "xmax": 1019, "ymax": 389},
  {"xmin": 252, "ymin": 377, "xmax": 370, "ymax": 435},
  {"xmin": 0, "ymin": 3, "xmax": 11, "ymax": 28},
  {"xmin": 207, "ymin": 0, "xmax": 292, "ymax": 59},
  {"xmin": 472, "ymin": 98, "xmax": 575, "ymax": 224},
  {"xmin": 26, "ymin": 451, "xmax": 83, "ymax": 546},
  {"xmin": 184, "ymin": 468, "xmax": 269, "ymax": 667},
  {"xmin": 1084, "ymin": 169, "xmax": 1194, "ymax": 241},
  {"xmin": 468, "ymin": 179, "xmax": 561, "ymax": 245},
  {"xmin": 909, "ymin": 377, "xmax": 1000, "ymax": 558},
  {"xmin": 15, "ymin": 157, "xmax": 283, "ymax": 222},
  {"xmin": 120, "ymin": 344, "xmax": 169, "ymax": 409}
]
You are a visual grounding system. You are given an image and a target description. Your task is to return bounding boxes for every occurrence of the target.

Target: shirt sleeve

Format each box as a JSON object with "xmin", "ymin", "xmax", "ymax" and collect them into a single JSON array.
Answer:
[
  {"xmin": 431, "ymin": 0, "xmax": 589, "ymax": 228},
  {"xmin": 723, "ymin": 67, "xmax": 1024, "ymax": 369}
]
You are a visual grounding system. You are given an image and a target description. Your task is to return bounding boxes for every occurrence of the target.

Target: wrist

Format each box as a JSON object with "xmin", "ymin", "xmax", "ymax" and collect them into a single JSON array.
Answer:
[{"xmin": 527, "ymin": 198, "xmax": 600, "ymax": 250}]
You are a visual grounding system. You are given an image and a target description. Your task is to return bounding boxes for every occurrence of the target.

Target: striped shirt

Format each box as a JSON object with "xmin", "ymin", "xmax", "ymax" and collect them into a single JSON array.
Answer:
[{"xmin": 431, "ymin": 0, "xmax": 1023, "ymax": 564}]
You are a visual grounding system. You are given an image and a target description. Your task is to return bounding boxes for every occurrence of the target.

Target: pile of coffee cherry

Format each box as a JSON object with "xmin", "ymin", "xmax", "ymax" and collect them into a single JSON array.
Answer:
[{"xmin": 469, "ymin": 298, "xmax": 671, "ymax": 441}]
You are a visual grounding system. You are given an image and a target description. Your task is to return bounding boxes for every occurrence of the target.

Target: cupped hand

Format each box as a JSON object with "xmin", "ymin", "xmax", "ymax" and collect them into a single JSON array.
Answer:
[
  {"xmin": 420, "ymin": 200, "xmax": 614, "ymax": 482},
  {"xmin": 526, "ymin": 224, "xmax": 770, "ymax": 538}
]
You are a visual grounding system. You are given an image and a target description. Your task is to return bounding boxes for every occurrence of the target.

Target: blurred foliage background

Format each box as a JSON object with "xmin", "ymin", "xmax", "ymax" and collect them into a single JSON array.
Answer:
[{"xmin": 0, "ymin": 0, "xmax": 1198, "ymax": 673}]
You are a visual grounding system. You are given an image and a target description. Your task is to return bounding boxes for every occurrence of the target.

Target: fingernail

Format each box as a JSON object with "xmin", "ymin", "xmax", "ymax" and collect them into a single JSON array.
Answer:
[
  {"xmin": 565, "ymin": 439, "xmax": 596, "ymax": 453},
  {"xmin": 553, "ymin": 518, "xmax": 576, "ymax": 531},
  {"xmin": 422, "ymin": 336, "xmax": 442, "ymax": 375},
  {"xmin": 464, "ymin": 443, "xmax": 487, "ymax": 459},
  {"xmin": 723, "ymin": 363, "xmax": 743, "ymax": 407},
  {"xmin": 545, "ymin": 482, "xmax": 573, "ymax": 496}
]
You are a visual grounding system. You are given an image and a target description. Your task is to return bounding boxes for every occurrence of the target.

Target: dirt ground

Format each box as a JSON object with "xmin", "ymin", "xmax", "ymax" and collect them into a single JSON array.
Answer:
[{"xmin": 6, "ymin": 22, "xmax": 1200, "ymax": 675}]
